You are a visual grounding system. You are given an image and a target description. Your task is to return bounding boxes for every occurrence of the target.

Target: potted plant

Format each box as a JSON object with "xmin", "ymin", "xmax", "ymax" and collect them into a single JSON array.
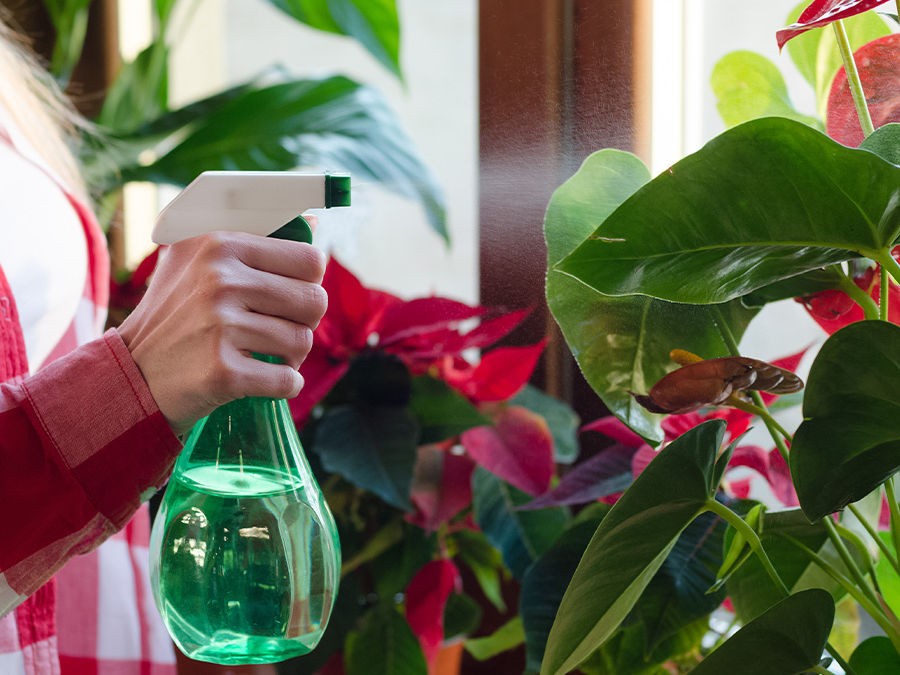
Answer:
[{"xmin": 531, "ymin": 0, "xmax": 900, "ymax": 673}]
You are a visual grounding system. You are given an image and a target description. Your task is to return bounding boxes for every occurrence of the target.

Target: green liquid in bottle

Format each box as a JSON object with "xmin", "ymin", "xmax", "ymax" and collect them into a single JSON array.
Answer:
[{"xmin": 149, "ymin": 396, "xmax": 340, "ymax": 665}]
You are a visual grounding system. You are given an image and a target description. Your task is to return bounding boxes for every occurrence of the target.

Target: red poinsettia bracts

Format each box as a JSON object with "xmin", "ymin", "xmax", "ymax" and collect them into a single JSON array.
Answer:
[
  {"xmin": 291, "ymin": 257, "xmax": 531, "ymax": 423},
  {"xmin": 404, "ymin": 559, "xmax": 461, "ymax": 665}
]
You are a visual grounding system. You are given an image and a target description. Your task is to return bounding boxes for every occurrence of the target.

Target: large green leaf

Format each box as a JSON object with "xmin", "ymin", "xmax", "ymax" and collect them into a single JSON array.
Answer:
[
  {"xmin": 313, "ymin": 403, "xmax": 419, "ymax": 510},
  {"xmin": 557, "ymin": 118, "xmax": 900, "ymax": 305},
  {"xmin": 541, "ymin": 421, "xmax": 728, "ymax": 675},
  {"xmin": 266, "ymin": 0, "xmax": 402, "ymax": 78},
  {"xmin": 861, "ymin": 123, "xmax": 900, "ymax": 165},
  {"xmin": 688, "ymin": 589, "xmax": 835, "ymax": 675},
  {"xmin": 472, "ymin": 468, "xmax": 569, "ymax": 580},
  {"xmin": 792, "ymin": 321, "xmax": 900, "ymax": 521},
  {"xmin": 636, "ymin": 511, "xmax": 727, "ymax": 652},
  {"xmin": 725, "ymin": 508, "xmax": 866, "ymax": 622},
  {"xmin": 786, "ymin": 1, "xmax": 891, "ymax": 118},
  {"xmin": 521, "ymin": 519, "xmax": 602, "ymax": 673},
  {"xmin": 711, "ymin": 51, "xmax": 820, "ymax": 129},
  {"xmin": 110, "ymin": 76, "xmax": 447, "ymax": 242},
  {"xmin": 344, "ymin": 603, "xmax": 428, "ymax": 675},
  {"xmin": 544, "ymin": 150, "xmax": 756, "ymax": 444},
  {"xmin": 741, "ymin": 266, "xmax": 844, "ymax": 307},
  {"xmin": 850, "ymin": 636, "xmax": 900, "ymax": 673}
]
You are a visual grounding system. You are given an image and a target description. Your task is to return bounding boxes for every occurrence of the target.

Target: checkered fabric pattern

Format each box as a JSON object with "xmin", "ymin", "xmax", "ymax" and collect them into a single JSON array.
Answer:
[{"xmin": 0, "ymin": 129, "xmax": 181, "ymax": 674}]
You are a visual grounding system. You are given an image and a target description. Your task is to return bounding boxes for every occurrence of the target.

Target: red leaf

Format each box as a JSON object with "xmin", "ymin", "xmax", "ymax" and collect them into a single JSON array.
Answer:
[
  {"xmin": 377, "ymin": 297, "xmax": 488, "ymax": 347},
  {"xmin": 461, "ymin": 405, "xmax": 555, "ymax": 495},
  {"xmin": 581, "ymin": 415, "xmax": 646, "ymax": 448},
  {"xmin": 520, "ymin": 443, "xmax": 636, "ymax": 510},
  {"xmin": 405, "ymin": 559, "xmax": 460, "ymax": 664},
  {"xmin": 436, "ymin": 308, "xmax": 532, "ymax": 354},
  {"xmin": 799, "ymin": 266, "xmax": 900, "ymax": 334},
  {"xmin": 448, "ymin": 340, "xmax": 547, "ymax": 403},
  {"xmin": 776, "ymin": 0, "xmax": 891, "ymax": 49},
  {"xmin": 318, "ymin": 257, "xmax": 401, "ymax": 353},
  {"xmin": 291, "ymin": 347, "xmax": 349, "ymax": 426},
  {"xmin": 826, "ymin": 33, "xmax": 900, "ymax": 147},
  {"xmin": 408, "ymin": 444, "xmax": 476, "ymax": 531}
]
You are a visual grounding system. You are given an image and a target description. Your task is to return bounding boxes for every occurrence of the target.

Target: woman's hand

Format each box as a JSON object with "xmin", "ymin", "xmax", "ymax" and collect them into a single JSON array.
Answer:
[{"xmin": 117, "ymin": 230, "xmax": 327, "ymax": 435}]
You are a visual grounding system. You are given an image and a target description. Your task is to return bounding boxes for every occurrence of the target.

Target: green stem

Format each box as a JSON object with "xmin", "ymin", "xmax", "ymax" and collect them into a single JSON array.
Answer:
[
  {"xmin": 727, "ymin": 399, "xmax": 792, "ymax": 440},
  {"xmin": 876, "ymin": 250, "xmax": 900, "ymax": 287},
  {"xmin": 881, "ymin": 267, "xmax": 891, "ymax": 322},
  {"xmin": 833, "ymin": 20, "xmax": 875, "ymax": 137},
  {"xmin": 886, "ymin": 479, "xmax": 900, "ymax": 570},
  {"xmin": 834, "ymin": 521, "xmax": 884, "ymax": 597},
  {"xmin": 786, "ymin": 535, "xmax": 900, "ymax": 653},
  {"xmin": 837, "ymin": 271, "xmax": 880, "ymax": 321},
  {"xmin": 822, "ymin": 516, "xmax": 880, "ymax": 607},
  {"xmin": 705, "ymin": 499, "xmax": 789, "ymax": 594},
  {"xmin": 848, "ymin": 501, "xmax": 900, "ymax": 574},
  {"xmin": 706, "ymin": 500, "xmax": 859, "ymax": 673}
]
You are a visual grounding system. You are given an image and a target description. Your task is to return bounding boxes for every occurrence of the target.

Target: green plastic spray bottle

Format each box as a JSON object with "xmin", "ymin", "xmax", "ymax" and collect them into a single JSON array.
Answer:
[{"xmin": 147, "ymin": 172, "xmax": 348, "ymax": 665}]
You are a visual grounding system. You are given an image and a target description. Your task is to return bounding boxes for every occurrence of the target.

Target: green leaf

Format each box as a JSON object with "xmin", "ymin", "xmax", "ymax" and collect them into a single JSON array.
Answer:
[
  {"xmin": 786, "ymin": 2, "xmax": 891, "ymax": 118},
  {"xmin": 741, "ymin": 266, "xmax": 844, "ymax": 307},
  {"xmin": 850, "ymin": 636, "xmax": 900, "ymax": 673},
  {"xmin": 344, "ymin": 603, "xmax": 428, "ymax": 675},
  {"xmin": 511, "ymin": 385, "xmax": 580, "ymax": 464},
  {"xmin": 112, "ymin": 76, "xmax": 448, "ymax": 242},
  {"xmin": 725, "ymin": 508, "xmax": 867, "ymax": 623},
  {"xmin": 313, "ymin": 403, "xmax": 419, "ymax": 510},
  {"xmin": 410, "ymin": 376, "xmax": 490, "ymax": 444},
  {"xmin": 636, "ymin": 511, "xmax": 727, "ymax": 653},
  {"xmin": 861, "ymin": 123, "xmax": 900, "ymax": 165},
  {"xmin": 791, "ymin": 321, "xmax": 900, "ymax": 521},
  {"xmin": 557, "ymin": 118, "xmax": 900, "ymax": 305},
  {"xmin": 368, "ymin": 524, "xmax": 435, "ymax": 599},
  {"xmin": 452, "ymin": 529, "xmax": 508, "ymax": 612},
  {"xmin": 465, "ymin": 617, "xmax": 524, "ymax": 661},
  {"xmin": 472, "ymin": 468, "xmax": 569, "ymax": 580},
  {"xmin": 43, "ymin": 0, "xmax": 92, "ymax": 83},
  {"xmin": 266, "ymin": 0, "xmax": 402, "ymax": 78},
  {"xmin": 541, "ymin": 421, "xmax": 727, "ymax": 675},
  {"xmin": 96, "ymin": 41, "xmax": 170, "ymax": 133},
  {"xmin": 875, "ymin": 532, "xmax": 900, "ymax": 616},
  {"xmin": 443, "ymin": 593, "xmax": 482, "ymax": 642},
  {"xmin": 711, "ymin": 51, "xmax": 820, "ymax": 129},
  {"xmin": 544, "ymin": 150, "xmax": 756, "ymax": 444},
  {"xmin": 579, "ymin": 618, "xmax": 707, "ymax": 675},
  {"xmin": 688, "ymin": 589, "xmax": 834, "ymax": 675},
  {"xmin": 521, "ymin": 519, "xmax": 603, "ymax": 673}
]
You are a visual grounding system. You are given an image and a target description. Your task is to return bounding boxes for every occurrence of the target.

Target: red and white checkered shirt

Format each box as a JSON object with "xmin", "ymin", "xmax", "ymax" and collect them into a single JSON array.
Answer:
[{"xmin": 0, "ymin": 128, "xmax": 181, "ymax": 674}]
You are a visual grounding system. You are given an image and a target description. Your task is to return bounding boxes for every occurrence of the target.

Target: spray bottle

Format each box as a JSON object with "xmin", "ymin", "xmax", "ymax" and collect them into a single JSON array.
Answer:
[{"xmin": 147, "ymin": 171, "xmax": 348, "ymax": 665}]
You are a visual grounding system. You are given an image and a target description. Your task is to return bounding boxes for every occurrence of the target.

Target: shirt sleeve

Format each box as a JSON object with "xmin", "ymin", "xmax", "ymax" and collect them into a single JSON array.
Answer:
[{"xmin": 0, "ymin": 329, "xmax": 182, "ymax": 616}]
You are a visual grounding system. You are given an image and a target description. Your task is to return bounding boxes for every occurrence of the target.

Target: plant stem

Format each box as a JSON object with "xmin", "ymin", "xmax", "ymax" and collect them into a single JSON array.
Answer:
[
  {"xmin": 705, "ymin": 499, "xmax": 789, "ymax": 594},
  {"xmin": 822, "ymin": 516, "xmax": 881, "ymax": 607},
  {"xmin": 885, "ymin": 478, "xmax": 900, "ymax": 569},
  {"xmin": 837, "ymin": 272, "xmax": 880, "ymax": 321},
  {"xmin": 848, "ymin": 501, "xmax": 900, "ymax": 574},
  {"xmin": 726, "ymin": 398, "xmax": 792, "ymax": 440},
  {"xmin": 833, "ymin": 20, "xmax": 875, "ymax": 137},
  {"xmin": 786, "ymin": 535, "xmax": 900, "ymax": 653},
  {"xmin": 706, "ymin": 500, "xmax": 859, "ymax": 673},
  {"xmin": 875, "ymin": 250, "xmax": 900, "ymax": 287},
  {"xmin": 881, "ymin": 267, "xmax": 891, "ymax": 321}
]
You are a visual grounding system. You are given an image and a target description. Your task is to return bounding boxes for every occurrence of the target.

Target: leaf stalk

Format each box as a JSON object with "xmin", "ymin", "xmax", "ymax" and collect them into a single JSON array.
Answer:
[{"xmin": 832, "ymin": 20, "xmax": 875, "ymax": 137}]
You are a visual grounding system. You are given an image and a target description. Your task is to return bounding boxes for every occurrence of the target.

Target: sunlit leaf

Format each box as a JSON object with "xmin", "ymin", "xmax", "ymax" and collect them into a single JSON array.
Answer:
[{"xmin": 711, "ymin": 51, "xmax": 820, "ymax": 129}]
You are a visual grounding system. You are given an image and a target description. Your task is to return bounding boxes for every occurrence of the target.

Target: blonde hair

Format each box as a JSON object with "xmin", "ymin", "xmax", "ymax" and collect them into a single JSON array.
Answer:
[{"xmin": 0, "ymin": 14, "xmax": 87, "ymax": 198}]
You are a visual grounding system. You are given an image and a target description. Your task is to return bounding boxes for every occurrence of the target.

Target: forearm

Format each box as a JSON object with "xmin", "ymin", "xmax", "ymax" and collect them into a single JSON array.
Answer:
[{"xmin": 0, "ymin": 329, "xmax": 181, "ymax": 613}]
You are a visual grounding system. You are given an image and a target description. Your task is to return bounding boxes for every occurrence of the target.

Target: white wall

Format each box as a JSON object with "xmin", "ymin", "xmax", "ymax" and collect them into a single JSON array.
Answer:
[{"xmin": 218, "ymin": 0, "xmax": 479, "ymax": 303}]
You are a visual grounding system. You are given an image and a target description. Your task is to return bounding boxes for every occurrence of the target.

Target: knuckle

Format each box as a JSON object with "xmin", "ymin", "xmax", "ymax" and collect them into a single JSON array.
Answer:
[{"xmin": 304, "ymin": 246, "xmax": 327, "ymax": 282}]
